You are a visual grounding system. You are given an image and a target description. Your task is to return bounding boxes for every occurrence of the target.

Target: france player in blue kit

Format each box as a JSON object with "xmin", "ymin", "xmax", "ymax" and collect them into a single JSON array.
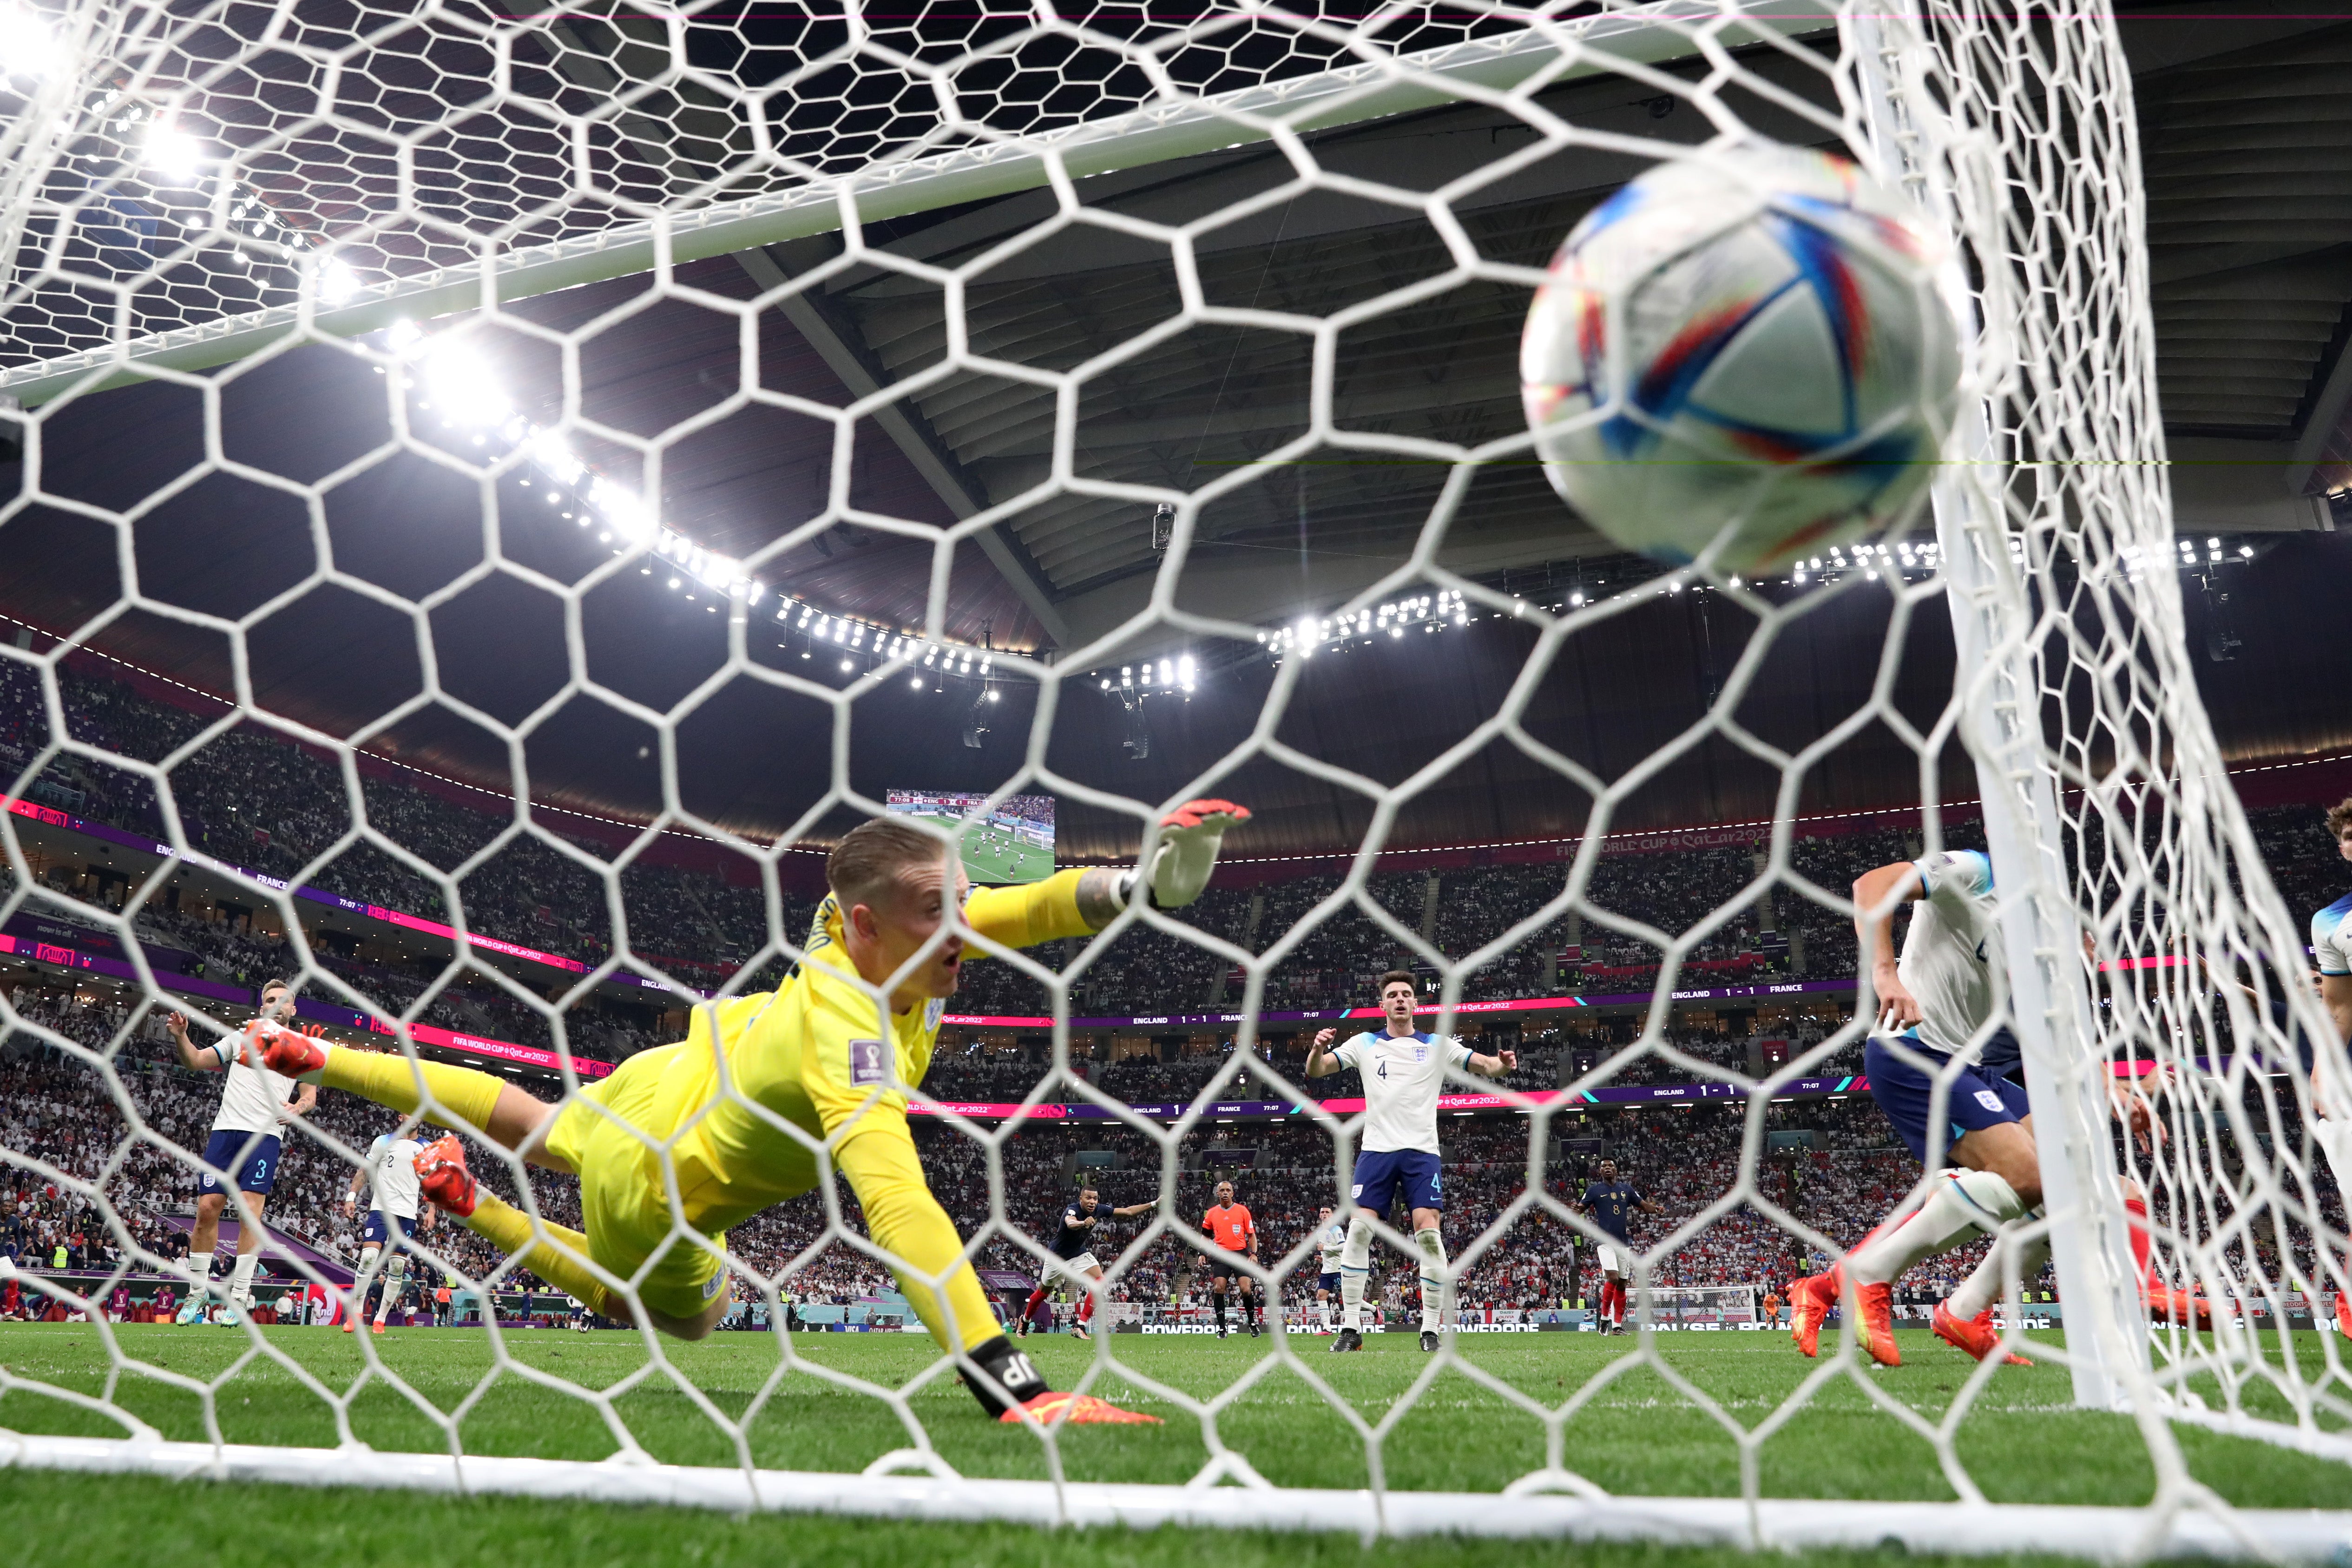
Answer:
[
  {"xmin": 1576, "ymin": 1158, "xmax": 1660, "ymax": 1333},
  {"xmin": 1019, "ymin": 1185, "xmax": 1153, "ymax": 1340}
]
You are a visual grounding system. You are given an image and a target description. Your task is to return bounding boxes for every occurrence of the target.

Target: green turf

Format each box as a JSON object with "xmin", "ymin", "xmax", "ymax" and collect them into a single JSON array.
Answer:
[
  {"xmin": 0, "ymin": 1469, "xmax": 2166, "ymax": 1568},
  {"xmin": 3, "ymin": 1324, "xmax": 2347, "ymax": 1514},
  {"xmin": 958, "ymin": 830, "xmax": 1047, "ymax": 886}
]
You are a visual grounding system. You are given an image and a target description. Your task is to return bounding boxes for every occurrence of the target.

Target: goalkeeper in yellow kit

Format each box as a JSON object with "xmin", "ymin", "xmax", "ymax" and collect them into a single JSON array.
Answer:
[{"xmin": 256, "ymin": 800, "xmax": 1248, "ymax": 1423}]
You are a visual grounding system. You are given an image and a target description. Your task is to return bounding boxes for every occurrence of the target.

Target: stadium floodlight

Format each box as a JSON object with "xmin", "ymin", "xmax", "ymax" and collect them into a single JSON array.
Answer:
[
  {"xmin": 142, "ymin": 122, "xmax": 204, "ymax": 182},
  {"xmin": 314, "ymin": 256, "xmax": 362, "ymax": 305},
  {"xmin": 0, "ymin": 2, "xmax": 60, "ymax": 82}
]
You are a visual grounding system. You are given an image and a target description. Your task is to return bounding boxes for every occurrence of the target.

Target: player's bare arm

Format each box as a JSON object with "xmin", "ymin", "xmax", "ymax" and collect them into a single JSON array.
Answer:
[
  {"xmin": 1306, "ymin": 1027, "xmax": 1343, "ymax": 1077},
  {"xmin": 1464, "ymin": 1047, "xmax": 1517, "ymax": 1079},
  {"xmin": 1853, "ymin": 860, "xmax": 1928, "ymax": 1030},
  {"xmin": 166, "ymin": 1011, "xmax": 223, "ymax": 1074}
]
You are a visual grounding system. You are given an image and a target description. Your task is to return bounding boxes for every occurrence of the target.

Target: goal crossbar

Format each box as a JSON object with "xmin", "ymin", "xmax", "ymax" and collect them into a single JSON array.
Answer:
[{"xmin": 0, "ymin": 0, "xmax": 1826, "ymax": 408}]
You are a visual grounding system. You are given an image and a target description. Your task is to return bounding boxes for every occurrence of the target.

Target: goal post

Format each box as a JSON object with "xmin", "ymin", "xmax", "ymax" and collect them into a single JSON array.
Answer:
[{"xmin": 1843, "ymin": 3, "xmax": 2154, "ymax": 1416}]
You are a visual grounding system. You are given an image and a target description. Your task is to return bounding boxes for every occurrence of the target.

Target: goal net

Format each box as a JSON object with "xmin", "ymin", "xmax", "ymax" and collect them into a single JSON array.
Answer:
[{"xmin": 2, "ymin": 0, "xmax": 2348, "ymax": 1554}]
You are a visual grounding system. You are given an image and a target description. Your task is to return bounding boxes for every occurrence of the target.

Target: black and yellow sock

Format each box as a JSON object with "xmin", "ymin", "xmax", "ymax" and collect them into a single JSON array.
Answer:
[{"xmin": 463, "ymin": 1191, "xmax": 613, "ymax": 1318}]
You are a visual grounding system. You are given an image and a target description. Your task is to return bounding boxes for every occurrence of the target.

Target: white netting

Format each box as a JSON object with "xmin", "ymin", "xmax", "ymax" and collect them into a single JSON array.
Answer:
[{"xmin": 2, "ymin": 0, "xmax": 2348, "ymax": 1548}]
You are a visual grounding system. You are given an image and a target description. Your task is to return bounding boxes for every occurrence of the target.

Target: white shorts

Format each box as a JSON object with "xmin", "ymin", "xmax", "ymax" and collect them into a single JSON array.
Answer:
[
  {"xmin": 1040, "ymin": 1252, "xmax": 1100, "ymax": 1288},
  {"xmin": 1595, "ymin": 1244, "xmax": 1625, "ymax": 1275}
]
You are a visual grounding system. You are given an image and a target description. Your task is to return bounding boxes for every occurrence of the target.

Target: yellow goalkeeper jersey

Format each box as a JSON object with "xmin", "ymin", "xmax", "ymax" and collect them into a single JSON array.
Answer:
[{"xmin": 543, "ymin": 867, "xmax": 1094, "ymax": 1338}]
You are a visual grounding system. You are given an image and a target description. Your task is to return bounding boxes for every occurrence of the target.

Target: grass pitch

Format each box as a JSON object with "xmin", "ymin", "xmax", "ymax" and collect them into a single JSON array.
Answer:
[
  {"xmin": 2, "ymin": 1322, "xmax": 2346, "ymax": 1517},
  {"xmin": 3, "ymin": 1323, "xmax": 2346, "ymax": 1567},
  {"xmin": 958, "ymin": 830, "xmax": 1048, "ymax": 885},
  {"xmin": 0, "ymin": 1469, "xmax": 2158, "ymax": 1568}
]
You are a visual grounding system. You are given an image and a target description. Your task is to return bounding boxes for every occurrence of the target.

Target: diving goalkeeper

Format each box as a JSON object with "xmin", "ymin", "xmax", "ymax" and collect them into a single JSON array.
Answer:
[{"xmin": 256, "ymin": 800, "xmax": 1249, "ymax": 1423}]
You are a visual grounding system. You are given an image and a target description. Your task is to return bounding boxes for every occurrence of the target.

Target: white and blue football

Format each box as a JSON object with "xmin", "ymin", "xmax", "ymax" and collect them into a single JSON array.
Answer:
[{"xmin": 1520, "ymin": 146, "xmax": 1961, "ymax": 574}]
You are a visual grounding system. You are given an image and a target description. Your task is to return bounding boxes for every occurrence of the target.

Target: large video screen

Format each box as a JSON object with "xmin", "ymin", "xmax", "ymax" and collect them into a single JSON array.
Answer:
[{"xmin": 885, "ymin": 791, "xmax": 1056, "ymax": 885}]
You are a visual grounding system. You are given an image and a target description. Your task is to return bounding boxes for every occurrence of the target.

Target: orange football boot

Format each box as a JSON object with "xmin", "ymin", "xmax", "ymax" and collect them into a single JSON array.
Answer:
[
  {"xmin": 1930, "ymin": 1301, "xmax": 2031, "ymax": 1366},
  {"xmin": 1000, "ymin": 1391, "xmax": 1162, "ymax": 1426},
  {"xmin": 1854, "ymin": 1280, "xmax": 1900, "ymax": 1367},
  {"xmin": 414, "ymin": 1135, "xmax": 479, "ymax": 1219}
]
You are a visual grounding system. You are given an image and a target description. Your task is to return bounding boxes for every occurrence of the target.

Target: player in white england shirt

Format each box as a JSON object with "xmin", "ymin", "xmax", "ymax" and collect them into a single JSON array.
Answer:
[
  {"xmin": 1307, "ymin": 969, "xmax": 1516, "ymax": 1353},
  {"xmin": 2305, "ymin": 797, "xmax": 2352, "ymax": 1336},
  {"xmin": 166, "ymin": 979, "xmax": 317, "ymax": 1322},
  {"xmin": 341, "ymin": 1128, "xmax": 438, "ymax": 1334},
  {"xmin": 1786, "ymin": 848, "xmax": 2163, "ymax": 1368},
  {"xmin": 1312, "ymin": 1205, "xmax": 1347, "ymax": 1334}
]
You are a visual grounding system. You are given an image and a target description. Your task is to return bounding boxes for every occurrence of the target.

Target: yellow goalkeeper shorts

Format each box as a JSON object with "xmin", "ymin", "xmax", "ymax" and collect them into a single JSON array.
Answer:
[{"xmin": 544, "ymin": 1043, "xmax": 729, "ymax": 1321}]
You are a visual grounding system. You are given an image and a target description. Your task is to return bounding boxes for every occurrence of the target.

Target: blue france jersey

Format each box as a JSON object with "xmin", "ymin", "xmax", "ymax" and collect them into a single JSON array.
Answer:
[
  {"xmin": 1581, "ymin": 1180, "xmax": 1643, "ymax": 1242},
  {"xmin": 2313, "ymin": 892, "xmax": 2352, "ymax": 978},
  {"xmin": 1052, "ymin": 1201, "xmax": 1116, "ymax": 1259}
]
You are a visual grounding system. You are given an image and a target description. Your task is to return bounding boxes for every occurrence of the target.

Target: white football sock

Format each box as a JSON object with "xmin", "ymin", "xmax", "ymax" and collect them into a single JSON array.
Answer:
[
  {"xmin": 1340, "ymin": 1216, "xmax": 1372, "ymax": 1331},
  {"xmin": 1947, "ymin": 1232, "xmax": 2049, "ymax": 1320},
  {"xmin": 228, "ymin": 1247, "xmax": 261, "ymax": 1305},
  {"xmin": 1850, "ymin": 1169, "xmax": 2027, "ymax": 1287},
  {"xmin": 1416, "ymin": 1227, "xmax": 1446, "ymax": 1333},
  {"xmin": 375, "ymin": 1254, "xmax": 407, "ymax": 1323},
  {"xmin": 185, "ymin": 1250, "xmax": 215, "ymax": 1296}
]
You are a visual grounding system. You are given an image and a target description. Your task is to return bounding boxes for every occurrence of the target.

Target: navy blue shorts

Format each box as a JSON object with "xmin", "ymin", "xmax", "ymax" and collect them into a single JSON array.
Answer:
[
  {"xmin": 362, "ymin": 1212, "xmax": 419, "ymax": 1247},
  {"xmin": 1863, "ymin": 1036, "xmax": 2031, "ymax": 1167},
  {"xmin": 1317, "ymin": 1271, "xmax": 1341, "ymax": 1295},
  {"xmin": 197, "ymin": 1129, "xmax": 283, "ymax": 1196},
  {"xmin": 1351, "ymin": 1148, "xmax": 1443, "ymax": 1216}
]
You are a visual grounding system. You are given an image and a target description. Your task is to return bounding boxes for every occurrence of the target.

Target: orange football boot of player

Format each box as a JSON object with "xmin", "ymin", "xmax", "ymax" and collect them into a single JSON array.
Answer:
[
  {"xmin": 2144, "ymin": 1282, "xmax": 2214, "ymax": 1330},
  {"xmin": 1930, "ymin": 1301, "xmax": 2031, "ymax": 1365},
  {"xmin": 1854, "ymin": 1280, "xmax": 1900, "ymax": 1367},
  {"xmin": 255, "ymin": 1021, "xmax": 327, "ymax": 1078},
  {"xmin": 1001, "ymin": 1390, "xmax": 1162, "ymax": 1426},
  {"xmin": 414, "ymin": 1135, "xmax": 478, "ymax": 1219},
  {"xmin": 1787, "ymin": 1271, "xmax": 1836, "ymax": 1358}
]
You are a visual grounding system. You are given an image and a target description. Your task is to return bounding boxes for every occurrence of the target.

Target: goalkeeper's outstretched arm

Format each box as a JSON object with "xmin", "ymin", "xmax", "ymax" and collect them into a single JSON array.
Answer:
[
  {"xmin": 961, "ymin": 797, "xmax": 1253, "ymax": 953},
  {"xmin": 817, "ymin": 803, "xmax": 1246, "ymax": 1422}
]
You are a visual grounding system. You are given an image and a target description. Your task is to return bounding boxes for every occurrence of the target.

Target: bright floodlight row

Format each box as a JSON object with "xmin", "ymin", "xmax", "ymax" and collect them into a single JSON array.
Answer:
[
  {"xmin": 378, "ymin": 321, "xmax": 1005, "ymax": 676},
  {"xmin": 1098, "ymin": 657, "xmax": 1197, "ymax": 694}
]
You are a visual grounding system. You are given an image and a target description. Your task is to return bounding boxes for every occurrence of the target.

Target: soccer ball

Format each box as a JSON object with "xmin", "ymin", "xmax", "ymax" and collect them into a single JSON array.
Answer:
[{"xmin": 1520, "ymin": 146, "xmax": 1961, "ymax": 574}]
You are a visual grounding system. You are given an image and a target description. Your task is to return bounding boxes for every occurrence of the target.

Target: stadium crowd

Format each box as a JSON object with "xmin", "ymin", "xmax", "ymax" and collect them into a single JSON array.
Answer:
[
  {"xmin": 5, "ymin": 660, "xmax": 2351, "ymax": 1324},
  {"xmin": 12, "ymin": 971, "xmax": 2336, "ymax": 1327}
]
